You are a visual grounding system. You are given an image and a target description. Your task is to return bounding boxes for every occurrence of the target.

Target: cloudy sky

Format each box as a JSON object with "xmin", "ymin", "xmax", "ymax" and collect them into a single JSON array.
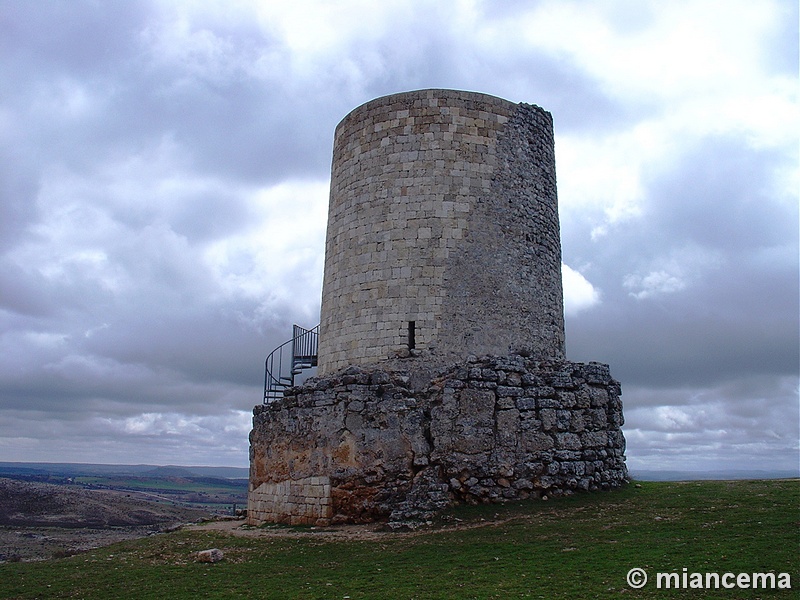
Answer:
[{"xmin": 1, "ymin": 0, "xmax": 797, "ymax": 473}]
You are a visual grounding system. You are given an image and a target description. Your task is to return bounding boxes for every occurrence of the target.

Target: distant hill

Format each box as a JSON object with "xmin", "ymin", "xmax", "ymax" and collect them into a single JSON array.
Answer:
[
  {"xmin": 631, "ymin": 468, "xmax": 799, "ymax": 481},
  {"xmin": 0, "ymin": 462, "xmax": 249, "ymax": 480},
  {"xmin": 144, "ymin": 466, "xmax": 201, "ymax": 479}
]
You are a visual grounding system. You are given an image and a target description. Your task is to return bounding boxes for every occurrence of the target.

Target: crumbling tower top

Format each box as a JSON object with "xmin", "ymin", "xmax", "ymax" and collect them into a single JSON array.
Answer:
[{"xmin": 317, "ymin": 89, "xmax": 565, "ymax": 375}]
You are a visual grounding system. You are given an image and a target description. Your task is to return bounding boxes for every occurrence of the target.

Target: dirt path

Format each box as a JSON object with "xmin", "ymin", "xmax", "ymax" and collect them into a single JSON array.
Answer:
[
  {"xmin": 185, "ymin": 518, "xmax": 395, "ymax": 541},
  {"xmin": 185, "ymin": 513, "xmax": 521, "ymax": 542}
]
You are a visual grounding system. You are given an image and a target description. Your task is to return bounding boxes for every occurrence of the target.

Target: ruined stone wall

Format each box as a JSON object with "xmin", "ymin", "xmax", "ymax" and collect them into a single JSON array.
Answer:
[
  {"xmin": 317, "ymin": 90, "xmax": 565, "ymax": 375},
  {"xmin": 248, "ymin": 356, "xmax": 627, "ymax": 527}
]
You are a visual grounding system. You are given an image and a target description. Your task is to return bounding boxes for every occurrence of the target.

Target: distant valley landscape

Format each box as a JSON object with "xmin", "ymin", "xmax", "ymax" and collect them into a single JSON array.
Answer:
[
  {"xmin": 0, "ymin": 462, "xmax": 248, "ymax": 562},
  {"xmin": 0, "ymin": 461, "xmax": 248, "ymax": 512}
]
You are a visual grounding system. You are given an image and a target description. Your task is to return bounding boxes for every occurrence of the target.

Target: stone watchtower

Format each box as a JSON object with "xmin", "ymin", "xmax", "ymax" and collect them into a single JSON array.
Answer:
[
  {"xmin": 249, "ymin": 90, "xmax": 627, "ymax": 527},
  {"xmin": 319, "ymin": 90, "xmax": 564, "ymax": 374}
]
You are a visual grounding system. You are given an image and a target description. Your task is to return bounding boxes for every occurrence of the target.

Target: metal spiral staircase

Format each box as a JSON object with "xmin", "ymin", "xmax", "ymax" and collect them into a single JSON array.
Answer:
[{"xmin": 263, "ymin": 324, "xmax": 319, "ymax": 403}]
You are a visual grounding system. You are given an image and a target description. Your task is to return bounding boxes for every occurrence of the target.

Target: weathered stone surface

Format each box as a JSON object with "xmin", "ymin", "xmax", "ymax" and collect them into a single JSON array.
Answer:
[
  {"xmin": 317, "ymin": 90, "xmax": 565, "ymax": 375},
  {"xmin": 248, "ymin": 357, "xmax": 627, "ymax": 526}
]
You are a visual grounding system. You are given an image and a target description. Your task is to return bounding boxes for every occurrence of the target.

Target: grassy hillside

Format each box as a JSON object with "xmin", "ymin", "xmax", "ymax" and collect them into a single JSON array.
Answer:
[{"xmin": 1, "ymin": 479, "xmax": 797, "ymax": 599}]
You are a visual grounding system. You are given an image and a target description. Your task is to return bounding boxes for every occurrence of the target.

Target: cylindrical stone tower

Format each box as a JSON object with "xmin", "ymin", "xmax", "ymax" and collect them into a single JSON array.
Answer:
[{"xmin": 317, "ymin": 89, "xmax": 565, "ymax": 375}]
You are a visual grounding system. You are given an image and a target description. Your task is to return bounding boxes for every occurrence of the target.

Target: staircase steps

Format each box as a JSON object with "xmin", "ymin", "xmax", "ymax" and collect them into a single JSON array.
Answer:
[{"xmin": 263, "ymin": 324, "xmax": 319, "ymax": 403}]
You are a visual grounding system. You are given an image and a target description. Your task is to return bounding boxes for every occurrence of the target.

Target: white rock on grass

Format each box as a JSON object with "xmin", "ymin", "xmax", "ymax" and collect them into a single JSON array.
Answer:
[{"xmin": 194, "ymin": 548, "xmax": 224, "ymax": 563}]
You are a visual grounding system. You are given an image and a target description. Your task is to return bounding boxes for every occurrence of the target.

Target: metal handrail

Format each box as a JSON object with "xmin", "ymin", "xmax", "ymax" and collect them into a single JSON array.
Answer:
[
  {"xmin": 291, "ymin": 324, "xmax": 319, "ymax": 372},
  {"xmin": 263, "ymin": 324, "xmax": 319, "ymax": 403}
]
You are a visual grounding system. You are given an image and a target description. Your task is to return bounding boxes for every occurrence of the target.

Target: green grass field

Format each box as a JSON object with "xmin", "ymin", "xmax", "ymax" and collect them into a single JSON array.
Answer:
[{"xmin": 1, "ymin": 479, "xmax": 797, "ymax": 599}]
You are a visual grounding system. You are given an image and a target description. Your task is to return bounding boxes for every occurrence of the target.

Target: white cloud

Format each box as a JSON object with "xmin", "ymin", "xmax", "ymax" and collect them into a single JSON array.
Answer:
[
  {"xmin": 623, "ymin": 270, "xmax": 686, "ymax": 300},
  {"xmin": 111, "ymin": 411, "xmax": 249, "ymax": 437},
  {"xmin": 523, "ymin": 0, "xmax": 785, "ymax": 99},
  {"xmin": 622, "ymin": 245, "xmax": 723, "ymax": 300},
  {"xmin": 557, "ymin": 129, "xmax": 650, "ymax": 237},
  {"xmin": 203, "ymin": 179, "xmax": 328, "ymax": 314},
  {"xmin": 548, "ymin": 0, "xmax": 797, "ymax": 245},
  {"xmin": 0, "ymin": 408, "xmax": 252, "ymax": 465},
  {"xmin": 562, "ymin": 263, "xmax": 601, "ymax": 315}
]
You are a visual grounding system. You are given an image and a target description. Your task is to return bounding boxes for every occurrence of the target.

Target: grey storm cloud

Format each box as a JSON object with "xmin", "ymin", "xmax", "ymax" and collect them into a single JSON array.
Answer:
[
  {"xmin": 564, "ymin": 136, "xmax": 798, "ymax": 388},
  {"xmin": 3, "ymin": 1, "xmax": 337, "ymax": 188},
  {"xmin": 0, "ymin": 0, "xmax": 796, "ymax": 470}
]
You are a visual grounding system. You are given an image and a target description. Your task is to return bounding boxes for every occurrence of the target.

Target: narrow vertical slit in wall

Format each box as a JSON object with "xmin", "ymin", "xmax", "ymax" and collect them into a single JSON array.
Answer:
[{"xmin": 408, "ymin": 321, "xmax": 416, "ymax": 350}]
